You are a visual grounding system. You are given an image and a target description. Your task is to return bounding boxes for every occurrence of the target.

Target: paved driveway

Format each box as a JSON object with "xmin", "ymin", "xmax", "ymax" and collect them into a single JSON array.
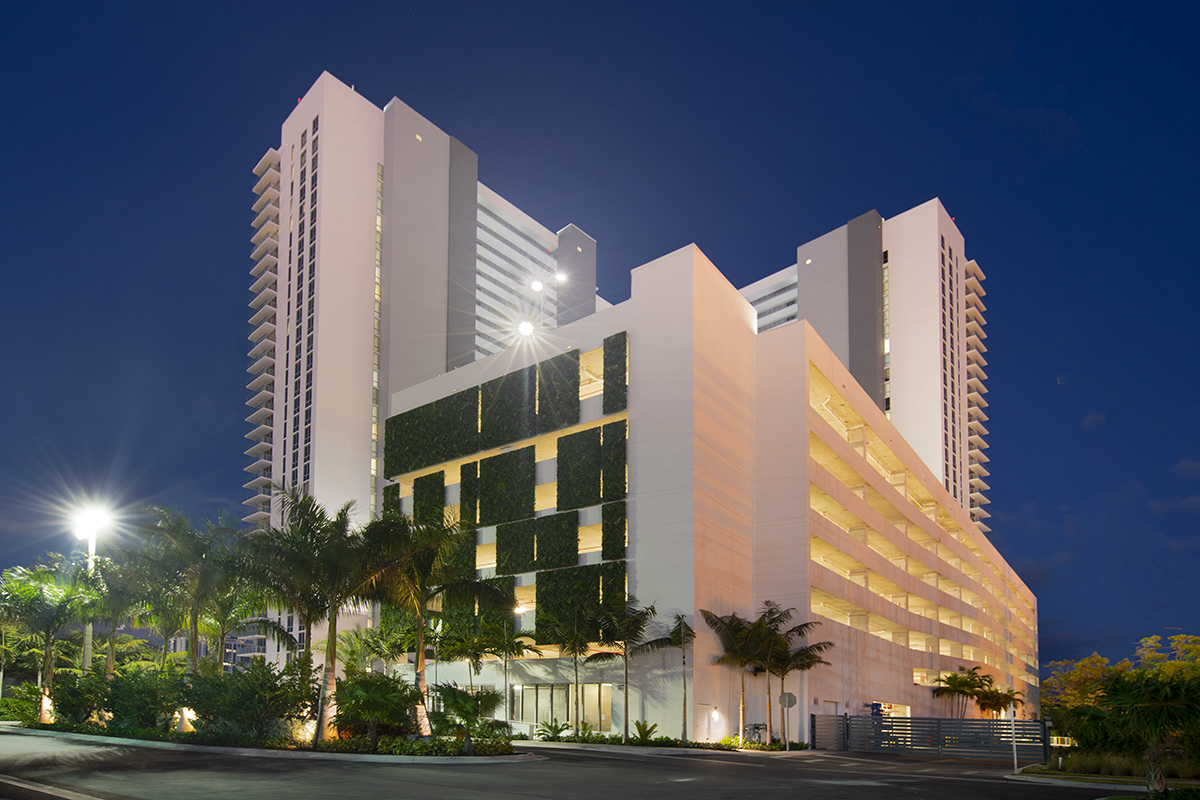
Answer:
[{"xmin": 0, "ymin": 728, "xmax": 1122, "ymax": 800}]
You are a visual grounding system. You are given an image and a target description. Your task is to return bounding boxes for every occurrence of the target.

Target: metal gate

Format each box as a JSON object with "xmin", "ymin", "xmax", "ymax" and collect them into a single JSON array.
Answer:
[{"xmin": 810, "ymin": 715, "xmax": 1048, "ymax": 762}]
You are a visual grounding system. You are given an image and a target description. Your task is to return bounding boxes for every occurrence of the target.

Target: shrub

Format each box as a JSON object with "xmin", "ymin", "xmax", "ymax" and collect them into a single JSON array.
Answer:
[
  {"xmin": 633, "ymin": 720, "xmax": 658, "ymax": 743},
  {"xmin": 107, "ymin": 668, "xmax": 184, "ymax": 730},
  {"xmin": 387, "ymin": 737, "xmax": 463, "ymax": 756},
  {"xmin": 185, "ymin": 657, "xmax": 316, "ymax": 740},
  {"xmin": 49, "ymin": 669, "xmax": 106, "ymax": 724},
  {"xmin": 1, "ymin": 684, "xmax": 42, "ymax": 724},
  {"xmin": 334, "ymin": 671, "xmax": 418, "ymax": 747},
  {"xmin": 536, "ymin": 719, "xmax": 571, "ymax": 741}
]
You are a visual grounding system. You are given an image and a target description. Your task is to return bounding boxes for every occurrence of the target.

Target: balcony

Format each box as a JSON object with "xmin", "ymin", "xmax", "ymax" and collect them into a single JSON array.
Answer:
[
  {"xmin": 241, "ymin": 509, "xmax": 271, "ymax": 525},
  {"xmin": 970, "ymin": 505, "xmax": 992, "ymax": 520},
  {"xmin": 250, "ymin": 286, "xmax": 277, "ymax": 313},
  {"xmin": 245, "ymin": 403, "xmax": 273, "ymax": 425},
  {"xmin": 253, "ymin": 148, "xmax": 280, "ymax": 176},
  {"xmin": 246, "ymin": 369, "xmax": 274, "ymax": 392},
  {"xmin": 967, "ymin": 348, "xmax": 988, "ymax": 368},
  {"xmin": 250, "ymin": 266, "xmax": 276, "ymax": 295},
  {"xmin": 966, "ymin": 304, "xmax": 986, "ymax": 326},
  {"xmin": 249, "ymin": 319, "xmax": 276, "ymax": 344},
  {"xmin": 244, "ymin": 438, "xmax": 272, "ymax": 457},
  {"xmin": 968, "ymin": 418, "xmax": 989, "ymax": 437},
  {"xmin": 248, "ymin": 302, "xmax": 276, "ymax": 327},
  {"xmin": 246, "ymin": 423, "xmax": 273, "ymax": 441},
  {"xmin": 246, "ymin": 456, "xmax": 272, "ymax": 474},
  {"xmin": 247, "ymin": 388, "xmax": 273, "ymax": 408},
  {"xmin": 251, "ymin": 234, "xmax": 278, "ymax": 262},
  {"xmin": 968, "ymin": 459, "xmax": 991, "ymax": 478},
  {"xmin": 247, "ymin": 351, "xmax": 275, "ymax": 373},
  {"xmin": 968, "ymin": 432, "xmax": 989, "ymax": 450},
  {"xmin": 965, "ymin": 274, "xmax": 985, "ymax": 297},
  {"xmin": 253, "ymin": 166, "xmax": 281, "ymax": 196},
  {"xmin": 969, "ymin": 474, "xmax": 991, "ymax": 492},
  {"xmin": 251, "ymin": 251, "xmax": 278, "ymax": 278},
  {"xmin": 967, "ymin": 375, "xmax": 987, "ymax": 396},
  {"xmin": 252, "ymin": 184, "xmax": 279, "ymax": 214},
  {"xmin": 243, "ymin": 490, "xmax": 271, "ymax": 508},
  {"xmin": 966, "ymin": 361, "xmax": 988, "ymax": 382},
  {"xmin": 252, "ymin": 203, "xmax": 279, "ymax": 229},
  {"xmin": 965, "ymin": 318, "xmax": 986, "ymax": 340},
  {"xmin": 243, "ymin": 473, "xmax": 272, "ymax": 492},
  {"xmin": 966, "ymin": 333, "xmax": 987, "ymax": 354},
  {"xmin": 251, "ymin": 217, "xmax": 279, "ymax": 245}
]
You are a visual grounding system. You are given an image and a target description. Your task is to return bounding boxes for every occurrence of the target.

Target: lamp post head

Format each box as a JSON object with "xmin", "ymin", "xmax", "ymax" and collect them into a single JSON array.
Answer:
[
  {"xmin": 518, "ymin": 321, "xmax": 534, "ymax": 337},
  {"xmin": 73, "ymin": 508, "xmax": 111, "ymax": 541}
]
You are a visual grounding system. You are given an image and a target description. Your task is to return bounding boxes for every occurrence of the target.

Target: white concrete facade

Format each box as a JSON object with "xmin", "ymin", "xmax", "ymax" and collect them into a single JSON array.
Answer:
[
  {"xmin": 740, "ymin": 199, "xmax": 990, "ymax": 530},
  {"xmin": 385, "ymin": 245, "xmax": 1036, "ymax": 740}
]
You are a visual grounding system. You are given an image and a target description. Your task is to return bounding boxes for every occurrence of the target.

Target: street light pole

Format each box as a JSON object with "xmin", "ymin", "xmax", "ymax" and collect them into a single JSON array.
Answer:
[{"xmin": 74, "ymin": 508, "xmax": 110, "ymax": 675}]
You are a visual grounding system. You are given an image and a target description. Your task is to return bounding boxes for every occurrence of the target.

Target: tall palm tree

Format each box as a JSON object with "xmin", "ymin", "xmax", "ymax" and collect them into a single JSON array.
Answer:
[
  {"xmin": 639, "ymin": 614, "xmax": 695, "ymax": 741},
  {"xmin": 753, "ymin": 602, "xmax": 832, "ymax": 742},
  {"xmin": 0, "ymin": 559, "xmax": 88, "ymax": 721},
  {"xmin": 82, "ymin": 556, "xmax": 150, "ymax": 679},
  {"xmin": 361, "ymin": 507, "xmax": 504, "ymax": 736},
  {"xmin": 587, "ymin": 597, "xmax": 658, "ymax": 743},
  {"xmin": 539, "ymin": 603, "xmax": 600, "ymax": 736},
  {"xmin": 700, "ymin": 608, "xmax": 757, "ymax": 745},
  {"xmin": 765, "ymin": 629, "xmax": 833, "ymax": 742}
]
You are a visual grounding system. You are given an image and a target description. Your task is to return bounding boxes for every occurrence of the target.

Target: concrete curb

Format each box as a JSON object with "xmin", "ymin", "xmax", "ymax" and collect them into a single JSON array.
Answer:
[
  {"xmin": 1004, "ymin": 772, "xmax": 1153, "ymax": 793},
  {"xmin": 0, "ymin": 725, "xmax": 542, "ymax": 765},
  {"xmin": 516, "ymin": 740, "xmax": 818, "ymax": 757}
]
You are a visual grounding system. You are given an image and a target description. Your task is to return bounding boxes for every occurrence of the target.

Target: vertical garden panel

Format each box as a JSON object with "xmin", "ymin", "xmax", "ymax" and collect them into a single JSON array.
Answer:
[
  {"xmin": 601, "ymin": 501, "xmax": 626, "ymax": 561},
  {"xmin": 535, "ymin": 511, "xmax": 579, "ymax": 570},
  {"xmin": 412, "ymin": 471, "xmax": 445, "ymax": 525},
  {"xmin": 478, "ymin": 446, "xmax": 536, "ymax": 526},
  {"xmin": 555, "ymin": 427, "xmax": 601, "ymax": 510},
  {"xmin": 601, "ymin": 420, "xmax": 627, "ymax": 502},
  {"xmin": 496, "ymin": 520, "xmax": 535, "ymax": 575},
  {"xmin": 480, "ymin": 365, "xmax": 536, "ymax": 450},
  {"xmin": 459, "ymin": 462, "xmax": 478, "ymax": 528},
  {"xmin": 536, "ymin": 350, "xmax": 581, "ymax": 434},
  {"xmin": 602, "ymin": 332, "xmax": 628, "ymax": 415}
]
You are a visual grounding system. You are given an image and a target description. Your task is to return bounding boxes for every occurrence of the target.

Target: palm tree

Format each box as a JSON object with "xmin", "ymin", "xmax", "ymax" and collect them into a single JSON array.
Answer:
[
  {"xmin": 362, "ymin": 622, "xmax": 412, "ymax": 676},
  {"xmin": 932, "ymin": 665, "xmax": 991, "ymax": 718},
  {"xmin": 539, "ymin": 603, "xmax": 600, "ymax": 736},
  {"xmin": 587, "ymin": 597, "xmax": 658, "ymax": 743},
  {"xmin": 639, "ymin": 614, "xmax": 695, "ymax": 741},
  {"xmin": 334, "ymin": 672, "xmax": 418, "ymax": 751},
  {"xmin": 82, "ymin": 556, "xmax": 150, "ymax": 679},
  {"xmin": 1101, "ymin": 672, "xmax": 1200, "ymax": 794},
  {"xmin": 430, "ymin": 683, "xmax": 508, "ymax": 755},
  {"xmin": 361, "ymin": 507, "xmax": 505, "ymax": 736},
  {"xmin": 765, "ymin": 630, "xmax": 833, "ymax": 743},
  {"xmin": 0, "ymin": 559, "xmax": 88, "ymax": 721},
  {"xmin": 975, "ymin": 685, "xmax": 1024, "ymax": 718},
  {"xmin": 700, "ymin": 608, "xmax": 757, "ymax": 745}
]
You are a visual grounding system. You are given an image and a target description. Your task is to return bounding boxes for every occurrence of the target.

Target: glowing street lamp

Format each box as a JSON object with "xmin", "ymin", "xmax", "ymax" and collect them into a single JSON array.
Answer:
[
  {"xmin": 518, "ymin": 320, "xmax": 535, "ymax": 337},
  {"xmin": 73, "ymin": 508, "xmax": 111, "ymax": 673}
]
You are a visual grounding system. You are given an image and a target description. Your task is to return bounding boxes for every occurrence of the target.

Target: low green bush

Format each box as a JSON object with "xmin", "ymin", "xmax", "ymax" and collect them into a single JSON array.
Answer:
[
  {"xmin": 107, "ymin": 668, "xmax": 184, "ymax": 730},
  {"xmin": 0, "ymin": 685, "xmax": 40, "ymax": 724}
]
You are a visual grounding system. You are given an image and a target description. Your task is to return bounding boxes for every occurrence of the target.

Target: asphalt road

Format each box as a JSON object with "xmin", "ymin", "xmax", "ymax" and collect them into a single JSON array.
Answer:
[{"xmin": 0, "ymin": 729, "xmax": 1125, "ymax": 800}]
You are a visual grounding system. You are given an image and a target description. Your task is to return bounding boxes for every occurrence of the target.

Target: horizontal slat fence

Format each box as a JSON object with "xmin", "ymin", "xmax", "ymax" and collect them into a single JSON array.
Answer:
[{"xmin": 811, "ymin": 715, "xmax": 1047, "ymax": 762}]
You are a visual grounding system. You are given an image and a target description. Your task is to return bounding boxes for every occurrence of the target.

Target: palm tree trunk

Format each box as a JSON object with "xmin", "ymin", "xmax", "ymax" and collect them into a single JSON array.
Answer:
[
  {"xmin": 39, "ymin": 634, "xmax": 55, "ymax": 723},
  {"xmin": 106, "ymin": 617, "xmax": 119, "ymax": 679},
  {"xmin": 188, "ymin": 608, "xmax": 200, "ymax": 673},
  {"xmin": 766, "ymin": 672, "xmax": 773, "ymax": 743},
  {"xmin": 573, "ymin": 655, "xmax": 581, "ymax": 737},
  {"xmin": 414, "ymin": 613, "xmax": 432, "ymax": 736},
  {"xmin": 680, "ymin": 646, "xmax": 688, "ymax": 742},
  {"xmin": 622, "ymin": 652, "xmax": 629, "ymax": 743},
  {"xmin": 738, "ymin": 672, "xmax": 745, "ymax": 746},
  {"xmin": 314, "ymin": 610, "xmax": 338, "ymax": 742}
]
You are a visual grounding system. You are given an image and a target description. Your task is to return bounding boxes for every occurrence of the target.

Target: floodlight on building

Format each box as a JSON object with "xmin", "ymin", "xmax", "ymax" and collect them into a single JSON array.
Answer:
[
  {"xmin": 518, "ymin": 321, "xmax": 534, "ymax": 337},
  {"xmin": 531, "ymin": 280, "xmax": 544, "ymax": 292}
]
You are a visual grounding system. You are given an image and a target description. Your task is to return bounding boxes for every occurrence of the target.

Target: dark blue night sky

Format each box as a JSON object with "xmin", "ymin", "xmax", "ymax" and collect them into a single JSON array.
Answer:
[{"xmin": 1, "ymin": 2, "xmax": 1196, "ymax": 672}]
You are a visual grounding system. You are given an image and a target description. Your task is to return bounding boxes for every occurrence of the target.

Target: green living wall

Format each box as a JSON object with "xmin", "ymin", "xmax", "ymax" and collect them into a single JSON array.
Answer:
[
  {"xmin": 601, "ymin": 420, "xmax": 627, "ymax": 502},
  {"xmin": 601, "ymin": 501, "xmax": 626, "ymax": 561},
  {"xmin": 536, "ymin": 350, "xmax": 581, "ymax": 434},
  {"xmin": 383, "ymin": 387, "xmax": 479, "ymax": 477},
  {"xmin": 555, "ymin": 427, "xmax": 601, "ymax": 510},
  {"xmin": 603, "ymin": 332, "xmax": 628, "ymax": 415},
  {"xmin": 478, "ymin": 446, "xmax": 535, "ymax": 526},
  {"xmin": 480, "ymin": 365, "xmax": 537, "ymax": 451},
  {"xmin": 412, "ymin": 471, "xmax": 445, "ymax": 525}
]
